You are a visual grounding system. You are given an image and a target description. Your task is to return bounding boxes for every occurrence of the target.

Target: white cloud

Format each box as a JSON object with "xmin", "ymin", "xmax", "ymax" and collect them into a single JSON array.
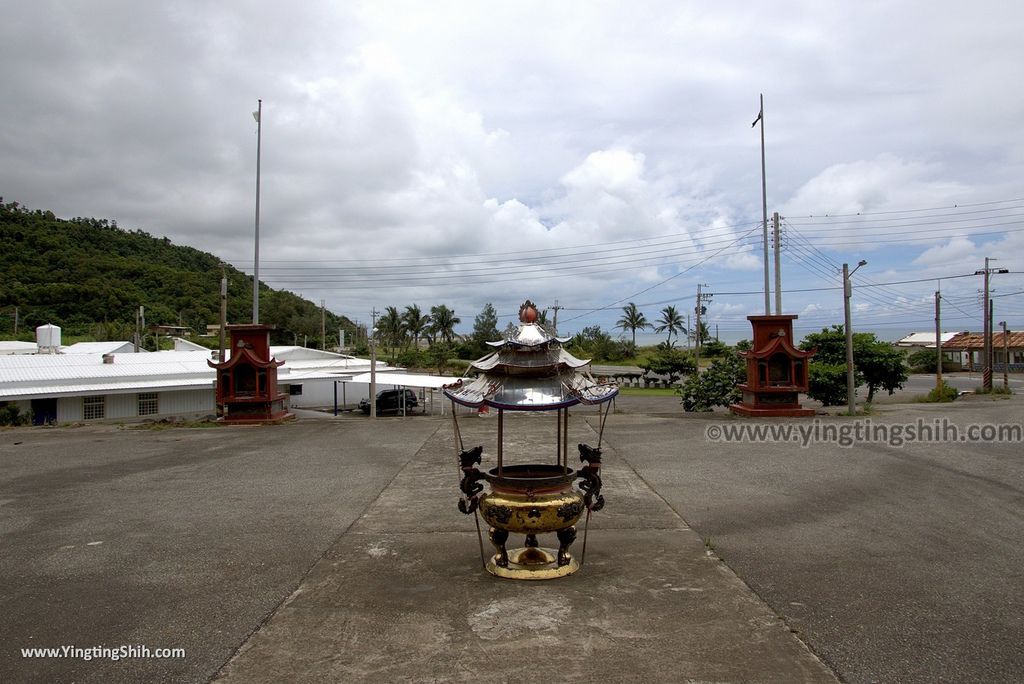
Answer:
[
  {"xmin": 912, "ymin": 237, "xmax": 977, "ymax": 268},
  {"xmin": 782, "ymin": 155, "xmax": 970, "ymax": 218},
  {"xmin": 2, "ymin": 1, "xmax": 1024, "ymax": 333}
]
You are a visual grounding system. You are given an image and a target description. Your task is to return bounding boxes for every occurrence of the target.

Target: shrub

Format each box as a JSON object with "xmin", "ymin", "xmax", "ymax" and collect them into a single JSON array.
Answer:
[
  {"xmin": 641, "ymin": 344, "xmax": 696, "ymax": 385},
  {"xmin": 395, "ymin": 348, "xmax": 424, "ymax": 368},
  {"xmin": 678, "ymin": 353, "xmax": 746, "ymax": 412},
  {"xmin": 0, "ymin": 404, "xmax": 31, "ymax": 426},
  {"xmin": 806, "ymin": 362, "xmax": 851, "ymax": 407},
  {"xmin": 700, "ymin": 339, "xmax": 731, "ymax": 358},
  {"xmin": 925, "ymin": 381, "xmax": 959, "ymax": 402}
]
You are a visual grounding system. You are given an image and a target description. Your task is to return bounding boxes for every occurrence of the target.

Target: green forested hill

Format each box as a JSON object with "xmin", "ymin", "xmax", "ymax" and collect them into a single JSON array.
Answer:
[{"xmin": 0, "ymin": 200, "xmax": 354, "ymax": 345}]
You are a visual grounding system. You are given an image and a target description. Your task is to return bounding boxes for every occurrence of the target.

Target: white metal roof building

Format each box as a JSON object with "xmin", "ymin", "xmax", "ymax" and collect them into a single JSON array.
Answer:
[
  {"xmin": 895, "ymin": 332, "xmax": 963, "ymax": 348},
  {"xmin": 0, "ymin": 341, "xmax": 39, "ymax": 355},
  {"xmin": 0, "ymin": 343, "xmax": 399, "ymax": 424}
]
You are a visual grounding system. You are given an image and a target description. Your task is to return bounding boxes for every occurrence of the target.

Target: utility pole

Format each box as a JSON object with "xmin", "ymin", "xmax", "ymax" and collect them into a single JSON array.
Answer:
[
  {"xmin": 754, "ymin": 93, "xmax": 771, "ymax": 315},
  {"xmin": 975, "ymin": 257, "xmax": 1009, "ymax": 391},
  {"xmin": 988, "ymin": 299, "xmax": 994, "ymax": 389},
  {"xmin": 843, "ymin": 261, "xmax": 867, "ymax": 414},
  {"xmin": 219, "ymin": 264, "xmax": 227, "ymax": 362},
  {"xmin": 370, "ymin": 307, "xmax": 379, "ymax": 419},
  {"xmin": 934, "ymin": 290, "xmax": 943, "ymax": 392},
  {"xmin": 772, "ymin": 211, "xmax": 782, "ymax": 315},
  {"xmin": 13, "ymin": 306, "xmax": 18, "ymax": 335},
  {"xmin": 1000, "ymin": 320, "xmax": 1010, "ymax": 391},
  {"xmin": 549, "ymin": 300, "xmax": 563, "ymax": 336},
  {"xmin": 252, "ymin": 99, "xmax": 263, "ymax": 324},
  {"xmin": 695, "ymin": 284, "xmax": 712, "ymax": 370},
  {"xmin": 982, "ymin": 257, "xmax": 991, "ymax": 390},
  {"xmin": 320, "ymin": 299, "xmax": 326, "ymax": 351}
]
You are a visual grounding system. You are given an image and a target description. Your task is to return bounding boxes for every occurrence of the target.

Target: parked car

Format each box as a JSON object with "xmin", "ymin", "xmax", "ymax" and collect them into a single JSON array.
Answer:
[{"xmin": 359, "ymin": 388, "xmax": 419, "ymax": 415}]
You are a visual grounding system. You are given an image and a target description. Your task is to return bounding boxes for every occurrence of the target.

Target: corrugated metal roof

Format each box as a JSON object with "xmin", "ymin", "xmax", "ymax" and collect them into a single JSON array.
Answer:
[
  {"xmin": 0, "ymin": 347, "xmax": 396, "ymax": 401},
  {"xmin": 0, "ymin": 341, "xmax": 39, "ymax": 355},
  {"xmin": 896, "ymin": 332, "xmax": 961, "ymax": 346},
  {"xmin": 346, "ymin": 372, "xmax": 459, "ymax": 389},
  {"xmin": 0, "ymin": 351, "xmax": 215, "ymax": 399},
  {"xmin": 62, "ymin": 341, "xmax": 144, "ymax": 355},
  {"xmin": 943, "ymin": 331, "xmax": 1024, "ymax": 350}
]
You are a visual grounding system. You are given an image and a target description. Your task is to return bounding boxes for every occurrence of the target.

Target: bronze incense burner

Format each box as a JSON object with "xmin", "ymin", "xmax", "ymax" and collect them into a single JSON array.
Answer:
[{"xmin": 445, "ymin": 301, "xmax": 616, "ymax": 580}]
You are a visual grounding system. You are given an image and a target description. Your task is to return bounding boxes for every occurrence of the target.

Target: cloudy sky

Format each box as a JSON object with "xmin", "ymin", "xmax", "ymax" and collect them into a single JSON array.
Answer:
[{"xmin": 3, "ymin": 1, "xmax": 1023, "ymax": 340}]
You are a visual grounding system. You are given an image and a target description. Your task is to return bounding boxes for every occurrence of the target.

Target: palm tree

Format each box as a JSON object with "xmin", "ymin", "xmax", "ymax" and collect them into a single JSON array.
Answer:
[
  {"xmin": 402, "ymin": 304, "xmax": 431, "ymax": 350},
  {"xmin": 654, "ymin": 305, "xmax": 686, "ymax": 345},
  {"xmin": 615, "ymin": 302, "xmax": 649, "ymax": 345},
  {"xmin": 377, "ymin": 306, "xmax": 405, "ymax": 358},
  {"xmin": 429, "ymin": 304, "xmax": 461, "ymax": 345}
]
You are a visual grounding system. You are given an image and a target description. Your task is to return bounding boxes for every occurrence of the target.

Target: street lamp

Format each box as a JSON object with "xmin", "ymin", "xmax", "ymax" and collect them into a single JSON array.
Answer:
[
  {"xmin": 370, "ymin": 326, "xmax": 378, "ymax": 419},
  {"xmin": 252, "ymin": 100, "xmax": 262, "ymax": 324},
  {"xmin": 843, "ymin": 260, "xmax": 867, "ymax": 414}
]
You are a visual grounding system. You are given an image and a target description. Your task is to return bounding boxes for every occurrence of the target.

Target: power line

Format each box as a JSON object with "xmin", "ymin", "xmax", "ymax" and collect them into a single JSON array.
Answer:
[
  {"xmin": 560, "ymin": 224, "xmax": 763, "ymax": 321},
  {"xmin": 784, "ymin": 196, "xmax": 1024, "ymax": 220}
]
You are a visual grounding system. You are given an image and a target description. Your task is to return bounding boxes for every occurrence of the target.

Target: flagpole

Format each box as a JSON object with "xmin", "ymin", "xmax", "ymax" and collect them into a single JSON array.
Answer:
[
  {"xmin": 757, "ymin": 93, "xmax": 770, "ymax": 315},
  {"xmin": 253, "ymin": 99, "xmax": 262, "ymax": 325}
]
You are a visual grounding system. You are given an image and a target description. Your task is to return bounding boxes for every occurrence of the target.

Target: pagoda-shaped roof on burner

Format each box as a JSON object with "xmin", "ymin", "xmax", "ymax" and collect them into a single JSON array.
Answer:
[{"xmin": 443, "ymin": 300, "xmax": 618, "ymax": 411}]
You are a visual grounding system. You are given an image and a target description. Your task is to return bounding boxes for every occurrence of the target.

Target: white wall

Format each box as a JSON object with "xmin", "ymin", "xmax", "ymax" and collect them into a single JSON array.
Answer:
[
  {"xmin": 158, "ymin": 389, "xmax": 216, "ymax": 417},
  {"xmin": 53, "ymin": 389, "xmax": 216, "ymax": 423},
  {"xmin": 285, "ymin": 379, "xmax": 372, "ymax": 409},
  {"xmin": 57, "ymin": 396, "xmax": 82, "ymax": 422}
]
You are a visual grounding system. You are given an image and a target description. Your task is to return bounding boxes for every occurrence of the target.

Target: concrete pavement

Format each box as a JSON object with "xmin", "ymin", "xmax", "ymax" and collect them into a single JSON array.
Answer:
[
  {"xmin": 599, "ymin": 396, "xmax": 1024, "ymax": 683},
  {"xmin": 3, "ymin": 394, "xmax": 1021, "ymax": 682},
  {"xmin": 215, "ymin": 417, "xmax": 835, "ymax": 683}
]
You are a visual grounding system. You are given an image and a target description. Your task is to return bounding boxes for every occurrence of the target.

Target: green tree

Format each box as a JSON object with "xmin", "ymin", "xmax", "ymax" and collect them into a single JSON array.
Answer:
[
  {"xmin": 640, "ymin": 344, "xmax": 696, "ymax": 385},
  {"xmin": 654, "ymin": 305, "xmax": 686, "ymax": 345},
  {"xmin": 805, "ymin": 363, "xmax": 850, "ymax": 406},
  {"xmin": 402, "ymin": 304, "xmax": 430, "ymax": 350},
  {"xmin": 470, "ymin": 302, "xmax": 500, "ymax": 356},
  {"xmin": 0, "ymin": 201, "xmax": 354, "ymax": 341},
  {"xmin": 378, "ymin": 306, "xmax": 405, "ymax": 360},
  {"xmin": 678, "ymin": 353, "xmax": 746, "ymax": 412},
  {"xmin": 692, "ymin": 321, "xmax": 711, "ymax": 345},
  {"xmin": 700, "ymin": 338, "xmax": 730, "ymax": 357},
  {"xmin": 800, "ymin": 326, "xmax": 908, "ymax": 405},
  {"xmin": 426, "ymin": 342, "xmax": 454, "ymax": 374},
  {"xmin": 429, "ymin": 304, "xmax": 461, "ymax": 345},
  {"xmin": 568, "ymin": 325, "xmax": 634, "ymax": 362},
  {"xmin": 615, "ymin": 302, "xmax": 649, "ymax": 345},
  {"xmin": 855, "ymin": 336, "xmax": 909, "ymax": 402}
]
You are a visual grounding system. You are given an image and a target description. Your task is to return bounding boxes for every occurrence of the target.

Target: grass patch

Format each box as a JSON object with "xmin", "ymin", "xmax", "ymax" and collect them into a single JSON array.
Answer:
[
  {"xmin": 975, "ymin": 385, "xmax": 1014, "ymax": 396},
  {"xmin": 618, "ymin": 386, "xmax": 679, "ymax": 397},
  {"xmin": 128, "ymin": 418, "xmax": 221, "ymax": 430}
]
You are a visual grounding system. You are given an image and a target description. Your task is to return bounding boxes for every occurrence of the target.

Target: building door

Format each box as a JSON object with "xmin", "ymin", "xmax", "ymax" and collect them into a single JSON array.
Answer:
[{"xmin": 31, "ymin": 398, "xmax": 57, "ymax": 425}]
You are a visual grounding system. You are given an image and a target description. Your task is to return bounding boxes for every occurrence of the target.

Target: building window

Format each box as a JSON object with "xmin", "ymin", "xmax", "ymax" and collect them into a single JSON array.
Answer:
[
  {"xmin": 288, "ymin": 384, "xmax": 303, "ymax": 396},
  {"xmin": 138, "ymin": 392, "xmax": 159, "ymax": 416},
  {"xmin": 83, "ymin": 396, "xmax": 105, "ymax": 420}
]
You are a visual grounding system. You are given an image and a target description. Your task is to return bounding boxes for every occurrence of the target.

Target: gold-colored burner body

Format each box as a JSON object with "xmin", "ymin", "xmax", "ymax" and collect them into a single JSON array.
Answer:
[
  {"xmin": 478, "ymin": 488, "xmax": 584, "ymax": 534},
  {"xmin": 485, "ymin": 547, "xmax": 580, "ymax": 579}
]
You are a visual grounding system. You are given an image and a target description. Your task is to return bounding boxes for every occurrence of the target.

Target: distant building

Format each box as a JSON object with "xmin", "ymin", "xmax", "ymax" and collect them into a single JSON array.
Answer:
[
  {"xmin": 0, "ymin": 342, "xmax": 396, "ymax": 425},
  {"xmin": 895, "ymin": 332, "xmax": 962, "ymax": 348},
  {"xmin": 942, "ymin": 331, "xmax": 1024, "ymax": 372},
  {"xmin": 0, "ymin": 341, "xmax": 40, "ymax": 355}
]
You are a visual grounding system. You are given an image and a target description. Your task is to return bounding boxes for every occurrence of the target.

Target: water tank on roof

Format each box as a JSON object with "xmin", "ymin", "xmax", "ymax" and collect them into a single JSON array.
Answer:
[{"xmin": 36, "ymin": 324, "xmax": 62, "ymax": 353}]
